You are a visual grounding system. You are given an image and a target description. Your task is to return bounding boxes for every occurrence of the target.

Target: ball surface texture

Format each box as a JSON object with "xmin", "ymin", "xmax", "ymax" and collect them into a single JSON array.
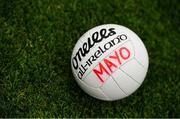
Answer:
[{"xmin": 71, "ymin": 24, "xmax": 149, "ymax": 101}]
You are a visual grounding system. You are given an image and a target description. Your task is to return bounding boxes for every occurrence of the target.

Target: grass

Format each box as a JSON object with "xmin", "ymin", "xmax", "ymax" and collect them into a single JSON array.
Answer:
[{"xmin": 0, "ymin": 0, "xmax": 179, "ymax": 117}]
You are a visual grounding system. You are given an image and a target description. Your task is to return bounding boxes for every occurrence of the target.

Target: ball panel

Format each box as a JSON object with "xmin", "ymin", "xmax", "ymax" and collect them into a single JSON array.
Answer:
[
  {"xmin": 83, "ymin": 71, "xmax": 103, "ymax": 88},
  {"xmin": 100, "ymin": 77, "xmax": 127, "ymax": 100},
  {"xmin": 74, "ymin": 74, "xmax": 109, "ymax": 100},
  {"xmin": 111, "ymin": 24, "xmax": 148, "ymax": 69},
  {"xmin": 127, "ymin": 31, "xmax": 149, "ymax": 69},
  {"xmin": 120, "ymin": 59, "xmax": 147, "ymax": 84},
  {"xmin": 111, "ymin": 69, "xmax": 140, "ymax": 95}
]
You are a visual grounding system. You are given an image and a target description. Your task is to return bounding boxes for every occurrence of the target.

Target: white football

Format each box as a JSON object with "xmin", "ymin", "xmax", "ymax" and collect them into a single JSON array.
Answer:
[{"xmin": 71, "ymin": 24, "xmax": 149, "ymax": 101}]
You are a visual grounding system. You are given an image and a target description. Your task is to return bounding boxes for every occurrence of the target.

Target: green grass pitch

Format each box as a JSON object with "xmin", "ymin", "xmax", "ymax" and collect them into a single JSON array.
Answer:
[{"xmin": 0, "ymin": 0, "xmax": 179, "ymax": 117}]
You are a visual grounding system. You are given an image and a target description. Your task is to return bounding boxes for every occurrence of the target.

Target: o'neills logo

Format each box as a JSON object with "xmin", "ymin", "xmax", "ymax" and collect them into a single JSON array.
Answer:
[{"xmin": 72, "ymin": 28, "xmax": 128, "ymax": 79}]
